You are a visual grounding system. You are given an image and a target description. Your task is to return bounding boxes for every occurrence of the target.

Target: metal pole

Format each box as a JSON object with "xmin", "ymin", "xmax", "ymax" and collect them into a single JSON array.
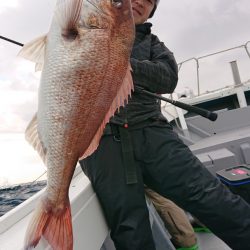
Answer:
[
  {"xmin": 194, "ymin": 58, "xmax": 200, "ymax": 95},
  {"xmin": 244, "ymin": 41, "xmax": 250, "ymax": 59},
  {"xmin": 230, "ymin": 61, "xmax": 242, "ymax": 85},
  {"xmin": 230, "ymin": 61, "xmax": 247, "ymax": 108}
]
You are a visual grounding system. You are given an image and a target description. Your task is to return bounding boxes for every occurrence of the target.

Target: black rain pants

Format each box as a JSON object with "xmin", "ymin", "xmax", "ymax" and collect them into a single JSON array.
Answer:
[{"xmin": 79, "ymin": 125, "xmax": 250, "ymax": 250}]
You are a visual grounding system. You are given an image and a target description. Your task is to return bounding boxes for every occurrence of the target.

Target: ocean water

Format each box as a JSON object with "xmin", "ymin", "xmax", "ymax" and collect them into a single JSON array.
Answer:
[
  {"xmin": 0, "ymin": 180, "xmax": 47, "ymax": 217},
  {"xmin": 0, "ymin": 133, "xmax": 47, "ymax": 217}
]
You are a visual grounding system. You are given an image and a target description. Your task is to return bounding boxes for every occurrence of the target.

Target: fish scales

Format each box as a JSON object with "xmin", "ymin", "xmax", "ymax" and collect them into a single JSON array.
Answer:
[{"xmin": 19, "ymin": 0, "xmax": 135, "ymax": 249}]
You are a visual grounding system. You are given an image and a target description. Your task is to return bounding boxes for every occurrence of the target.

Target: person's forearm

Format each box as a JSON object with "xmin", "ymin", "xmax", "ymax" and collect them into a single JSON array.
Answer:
[{"xmin": 131, "ymin": 58, "xmax": 178, "ymax": 94}]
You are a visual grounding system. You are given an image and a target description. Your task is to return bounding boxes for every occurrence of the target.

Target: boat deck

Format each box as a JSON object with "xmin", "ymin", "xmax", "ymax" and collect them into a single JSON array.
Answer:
[{"xmin": 196, "ymin": 232, "xmax": 231, "ymax": 250}]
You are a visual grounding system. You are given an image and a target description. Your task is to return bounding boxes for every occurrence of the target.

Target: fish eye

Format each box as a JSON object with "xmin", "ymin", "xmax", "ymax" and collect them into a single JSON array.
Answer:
[{"xmin": 112, "ymin": 0, "xmax": 123, "ymax": 8}]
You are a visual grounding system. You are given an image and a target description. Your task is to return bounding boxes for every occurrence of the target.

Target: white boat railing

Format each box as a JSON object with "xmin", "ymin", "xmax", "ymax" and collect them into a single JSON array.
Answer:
[{"xmin": 178, "ymin": 41, "xmax": 250, "ymax": 95}]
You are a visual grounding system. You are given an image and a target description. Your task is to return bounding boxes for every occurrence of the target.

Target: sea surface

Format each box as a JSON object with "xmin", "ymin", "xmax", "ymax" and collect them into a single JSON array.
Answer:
[
  {"xmin": 0, "ymin": 180, "xmax": 47, "ymax": 217},
  {"xmin": 0, "ymin": 133, "xmax": 47, "ymax": 217}
]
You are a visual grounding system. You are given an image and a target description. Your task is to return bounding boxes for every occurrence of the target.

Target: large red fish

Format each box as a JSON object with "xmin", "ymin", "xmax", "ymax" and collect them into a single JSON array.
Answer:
[{"xmin": 19, "ymin": 0, "xmax": 135, "ymax": 249}]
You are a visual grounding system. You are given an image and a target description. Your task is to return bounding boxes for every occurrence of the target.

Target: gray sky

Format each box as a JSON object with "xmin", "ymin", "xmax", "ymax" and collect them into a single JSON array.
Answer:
[
  {"xmin": 153, "ymin": 0, "xmax": 250, "ymax": 60},
  {"xmin": 0, "ymin": 0, "xmax": 250, "ymax": 133}
]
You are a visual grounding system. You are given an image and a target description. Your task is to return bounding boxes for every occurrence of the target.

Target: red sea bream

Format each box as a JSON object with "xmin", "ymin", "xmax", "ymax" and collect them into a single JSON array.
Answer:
[{"xmin": 19, "ymin": 0, "xmax": 135, "ymax": 249}]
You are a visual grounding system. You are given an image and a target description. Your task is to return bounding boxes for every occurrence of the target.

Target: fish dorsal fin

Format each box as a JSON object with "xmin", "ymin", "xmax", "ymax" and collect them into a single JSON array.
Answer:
[
  {"xmin": 79, "ymin": 64, "xmax": 134, "ymax": 160},
  {"xmin": 25, "ymin": 113, "xmax": 47, "ymax": 163},
  {"xmin": 55, "ymin": 0, "xmax": 83, "ymax": 38},
  {"xmin": 18, "ymin": 35, "xmax": 47, "ymax": 71}
]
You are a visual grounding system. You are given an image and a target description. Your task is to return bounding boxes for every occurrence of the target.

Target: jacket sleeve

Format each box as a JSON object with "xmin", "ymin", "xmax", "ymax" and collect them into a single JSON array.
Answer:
[{"xmin": 130, "ymin": 35, "xmax": 178, "ymax": 94}]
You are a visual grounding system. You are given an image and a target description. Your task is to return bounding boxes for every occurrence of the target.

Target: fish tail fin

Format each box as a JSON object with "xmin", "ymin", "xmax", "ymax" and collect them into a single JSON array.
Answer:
[{"xmin": 24, "ymin": 198, "xmax": 73, "ymax": 250}]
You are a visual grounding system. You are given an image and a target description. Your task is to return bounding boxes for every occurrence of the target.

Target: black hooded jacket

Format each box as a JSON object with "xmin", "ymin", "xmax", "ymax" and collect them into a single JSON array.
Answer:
[{"xmin": 110, "ymin": 23, "xmax": 178, "ymax": 126}]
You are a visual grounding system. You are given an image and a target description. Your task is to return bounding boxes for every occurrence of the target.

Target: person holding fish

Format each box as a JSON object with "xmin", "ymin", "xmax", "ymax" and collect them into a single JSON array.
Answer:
[{"xmin": 80, "ymin": 0, "xmax": 250, "ymax": 250}]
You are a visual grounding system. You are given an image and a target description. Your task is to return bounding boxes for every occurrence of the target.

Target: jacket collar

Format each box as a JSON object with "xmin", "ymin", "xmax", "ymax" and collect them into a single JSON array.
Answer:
[{"xmin": 135, "ymin": 22, "xmax": 152, "ymax": 35}]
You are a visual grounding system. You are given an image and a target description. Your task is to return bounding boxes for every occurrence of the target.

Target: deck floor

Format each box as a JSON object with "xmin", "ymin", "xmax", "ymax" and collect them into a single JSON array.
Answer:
[{"xmin": 196, "ymin": 232, "xmax": 232, "ymax": 250}]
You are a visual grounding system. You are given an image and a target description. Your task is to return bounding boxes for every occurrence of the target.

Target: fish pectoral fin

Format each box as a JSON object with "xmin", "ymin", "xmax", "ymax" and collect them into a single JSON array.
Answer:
[
  {"xmin": 25, "ymin": 113, "xmax": 47, "ymax": 163},
  {"xmin": 79, "ymin": 64, "xmax": 134, "ymax": 160},
  {"xmin": 18, "ymin": 35, "xmax": 47, "ymax": 72},
  {"xmin": 55, "ymin": 0, "xmax": 83, "ymax": 39}
]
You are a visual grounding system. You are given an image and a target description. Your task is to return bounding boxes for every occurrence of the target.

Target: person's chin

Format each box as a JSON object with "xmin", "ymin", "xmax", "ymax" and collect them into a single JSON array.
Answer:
[
  {"xmin": 134, "ymin": 19, "xmax": 143, "ymax": 25},
  {"xmin": 132, "ymin": 15, "xmax": 141, "ymax": 24}
]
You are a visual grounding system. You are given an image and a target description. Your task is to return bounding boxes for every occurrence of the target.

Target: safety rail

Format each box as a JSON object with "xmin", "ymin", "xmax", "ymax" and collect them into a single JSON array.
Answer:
[{"xmin": 177, "ymin": 41, "xmax": 250, "ymax": 95}]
